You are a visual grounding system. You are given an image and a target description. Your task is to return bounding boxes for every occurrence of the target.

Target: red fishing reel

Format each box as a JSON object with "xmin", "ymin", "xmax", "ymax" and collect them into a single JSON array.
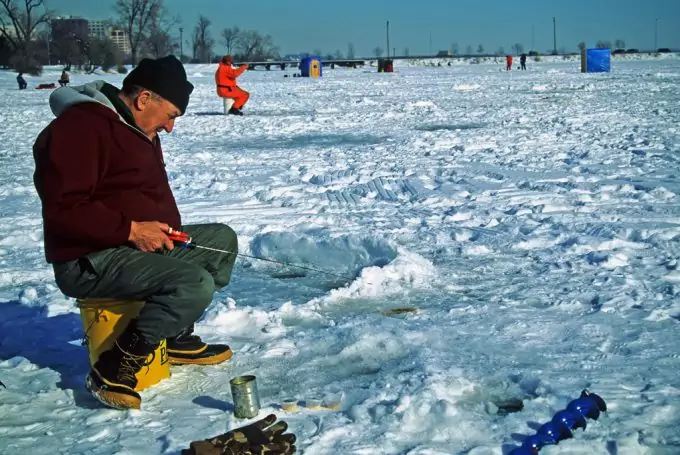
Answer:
[{"xmin": 167, "ymin": 227, "xmax": 192, "ymax": 247}]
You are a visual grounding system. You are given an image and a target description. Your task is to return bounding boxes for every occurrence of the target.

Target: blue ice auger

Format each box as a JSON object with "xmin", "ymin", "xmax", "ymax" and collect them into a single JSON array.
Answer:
[{"xmin": 508, "ymin": 389, "xmax": 607, "ymax": 455}]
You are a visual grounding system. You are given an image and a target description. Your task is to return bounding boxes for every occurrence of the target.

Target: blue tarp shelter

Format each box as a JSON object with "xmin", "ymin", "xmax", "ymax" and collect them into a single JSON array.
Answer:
[{"xmin": 582, "ymin": 48, "xmax": 611, "ymax": 73}]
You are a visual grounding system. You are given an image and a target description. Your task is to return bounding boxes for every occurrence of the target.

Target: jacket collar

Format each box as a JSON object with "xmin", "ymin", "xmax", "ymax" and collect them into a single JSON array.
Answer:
[
  {"xmin": 100, "ymin": 83, "xmax": 139, "ymax": 130},
  {"xmin": 48, "ymin": 80, "xmax": 155, "ymax": 144}
]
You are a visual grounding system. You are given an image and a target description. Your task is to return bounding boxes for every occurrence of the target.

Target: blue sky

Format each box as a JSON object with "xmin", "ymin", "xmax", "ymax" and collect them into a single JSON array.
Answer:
[{"xmin": 52, "ymin": 0, "xmax": 679, "ymax": 55}]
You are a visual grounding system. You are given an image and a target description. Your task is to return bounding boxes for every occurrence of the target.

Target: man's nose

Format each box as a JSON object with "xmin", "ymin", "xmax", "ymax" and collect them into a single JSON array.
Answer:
[{"xmin": 164, "ymin": 118, "xmax": 175, "ymax": 133}]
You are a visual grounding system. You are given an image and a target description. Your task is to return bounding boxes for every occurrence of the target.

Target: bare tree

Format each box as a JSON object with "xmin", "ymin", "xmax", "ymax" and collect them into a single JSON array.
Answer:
[
  {"xmin": 511, "ymin": 43, "xmax": 524, "ymax": 55},
  {"xmin": 147, "ymin": 27, "xmax": 174, "ymax": 58},
  {"xmin": 221, "ymin": 26, "xmax": 239, "ymax": 55},
  {"xmin": 192, "ymin": 15, "xmax": 213, "ymax": 62},
  {"xmin": 0, "ymin": 33, "xmax": 12, "ymax": 66},
  {"xmin": 333, "ymin": 49, "xmax": 343, "ymax": 59},
  {"xmin": 236, "ymin": 30, "xmax": 276, "ymax": 61},
  {"xmin": 403, "ymin": 47, "xmax": 409, "ymax": 57},
  {"xmin": 146, "ymin": 9, "xmax": 179, "ymax": 58},
  {"xmin": 373, "ymin": 46, "xmax": 383, "ymax": 57},
  {"xmin": 476, "ymin": 44, "xmax": 484, "ymax": 54},
  {"xmin": 0, "ymin": 0, "xmax": 50, "ymax": 69},
  {"xmin": 88, "ymin": 38, "xmax": 123, "ymax": 71},
  {"xmin": 465, "ymin": 44, "xmax": 472, "ymax": 55},
  {"xmin": 614, "ymin": 38, "xmax": 625, "ymax": 49},
  {"xmin": 347, "ymin": 42, "xmax": 354, "ymax": 59},
  {"xmin": 497, "ymin": 46, "xmax": 505, "ymax": 55},
  {"xmin": 34, "ymin": 27, "xmax": 48, "ymax": 60},
  {"xmin": 596, "ymin": 40, "xmax": 611, "ymax": 49},
  {"xmin": 578, "ymin": 41, "xmax": 586, "ymax": 52},
  {"xmin": 114, "ymin": 0, "xmax": 163, "ymax": 65},
  {"xmin": 52, "ymin": 36, "xmax": 87, "ymax": 67}
]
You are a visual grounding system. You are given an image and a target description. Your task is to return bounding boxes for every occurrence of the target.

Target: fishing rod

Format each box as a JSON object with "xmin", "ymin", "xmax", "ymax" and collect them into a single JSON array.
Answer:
[{"xmin": 167, "ymin": 228, "xmax": 356, "ymax": 282}]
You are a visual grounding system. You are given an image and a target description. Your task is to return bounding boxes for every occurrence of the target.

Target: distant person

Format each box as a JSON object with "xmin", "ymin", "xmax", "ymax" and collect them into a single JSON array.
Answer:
[
  {"xmin": 520, "ymin": 53, "xmax": 527, "ymax": 70},
  {"xmin": 17, "ymin": 72, "xmax": 27, "ymax": 90},
  {"xmin": 215, "ymin": 55, "xmax": 249, "ymax": 116},
  {"xmin": 58, "ymin": 69, "xmax": 70, "ymax": 87},
  {"xmin": 506, "ymin": 55, "xmax": 513, "ymax": 71}
]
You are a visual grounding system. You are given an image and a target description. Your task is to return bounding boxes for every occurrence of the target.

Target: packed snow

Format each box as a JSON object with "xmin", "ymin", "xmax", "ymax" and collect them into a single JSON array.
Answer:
[{"xmin": 1, "ymin": 56, "xmax": 679, "ymax": 454}]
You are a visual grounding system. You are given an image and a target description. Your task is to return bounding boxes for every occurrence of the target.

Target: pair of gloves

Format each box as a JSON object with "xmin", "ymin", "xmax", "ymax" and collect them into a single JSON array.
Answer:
[{"xmin": 182, "ymin": 414, "xmax": 296, "ymax": 455}]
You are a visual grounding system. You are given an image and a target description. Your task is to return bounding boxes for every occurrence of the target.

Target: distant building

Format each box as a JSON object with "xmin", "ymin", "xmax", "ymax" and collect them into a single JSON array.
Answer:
[
  {"xmin": 436, "ymin": 50, "xmax": 452, "ymax": 57},
  {"xmin": 51, "ymin": 16, "xmax": 89, "ymax": 42},
  {"xmin": 88, "ymin": 20, "xmax": 130, "ymax": 55},
  {"xmin": 109, "ymin": 27, "xmax": 131, "ymax": 55},
  {"xmin": 88, "ymin": 20, "xmax": 112, "ymax": 40},
  {"xmin": 49, "ymin": 16, "xmax": 131, "ymax": 56}
]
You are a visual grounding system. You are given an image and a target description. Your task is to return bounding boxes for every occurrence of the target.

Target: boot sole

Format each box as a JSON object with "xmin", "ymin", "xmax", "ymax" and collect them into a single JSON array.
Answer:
[
  {"xmin": 168, "ymin": 348, "xmax": 233, "ymax": 366},
  {"xmin": 85, "ymin": 373, "xmax": 141, "ymax": 410}
]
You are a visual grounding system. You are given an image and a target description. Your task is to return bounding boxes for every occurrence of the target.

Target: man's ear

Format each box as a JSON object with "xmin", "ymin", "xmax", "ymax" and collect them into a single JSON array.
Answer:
[{"xmin": 134, "ymin": 90, "xmax": 153, "ymax": 111}]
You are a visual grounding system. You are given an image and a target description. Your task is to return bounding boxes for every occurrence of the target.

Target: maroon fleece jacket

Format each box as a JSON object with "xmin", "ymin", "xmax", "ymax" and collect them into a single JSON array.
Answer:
[{"xmin": 32, "ymin": 101, "xmax": 181, "ymax": 263}]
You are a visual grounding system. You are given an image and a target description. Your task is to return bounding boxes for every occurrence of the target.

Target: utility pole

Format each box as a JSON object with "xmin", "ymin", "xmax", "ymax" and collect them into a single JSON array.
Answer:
[
  {"xmin": 45, "ymin": 21, "xmax": 51, "ymax": 66},
  {"xmin": 179, "ymin": 27, "xmax": 184, "ymax": 62},
  {"xmin": 654, "ymin": 18, "xmax": 659, "ymax": 50},
  {"xmin": 386, "ymin": 20, "xmax": 390, "ymax": 58},
  {"xmin": 531, "ymin": 24, "xmax": 535, "ymax": 52},
  {"xmin": 429, "ymin": 31, "xmax": 432, "ymax": 55},
  {"xmin": 552, "ymin": 17, "xmax": 557, "ymax": 54}
]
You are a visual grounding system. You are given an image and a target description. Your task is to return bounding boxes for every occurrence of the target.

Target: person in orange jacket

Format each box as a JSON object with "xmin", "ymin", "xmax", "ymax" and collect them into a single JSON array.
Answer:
[
  {"xmin": 215, "ymin": 55, "xmax": 249, "ymax": 115},
  {"xmin": 506, "ymin": 55, "xmax": 513, "ymax": 71}
]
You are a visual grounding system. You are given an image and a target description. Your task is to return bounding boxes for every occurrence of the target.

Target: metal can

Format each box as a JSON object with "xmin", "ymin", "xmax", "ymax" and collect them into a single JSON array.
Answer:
[{"xmin": 230, "ymin": 375, "xmax": 261, "ymax": 419}]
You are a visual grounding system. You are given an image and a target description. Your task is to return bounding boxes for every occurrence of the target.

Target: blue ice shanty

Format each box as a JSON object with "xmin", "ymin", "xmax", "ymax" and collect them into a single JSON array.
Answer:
[
  {"xmin": 581, "ymin": 48, "xmax": 611, "ymax": 73},
  {"xmin": 300, "ymin": 56, "xmax": 322, "ymax": 78}
]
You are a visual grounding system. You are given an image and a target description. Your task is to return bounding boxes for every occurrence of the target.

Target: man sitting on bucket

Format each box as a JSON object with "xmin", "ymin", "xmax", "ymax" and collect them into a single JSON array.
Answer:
[
  {"xmin": 215, "ymin": 55, "xmax": 250, "ymax": 115},
  {"xmin": 32, "ymin": 55, "xmax": 238, "ymax": 410}
]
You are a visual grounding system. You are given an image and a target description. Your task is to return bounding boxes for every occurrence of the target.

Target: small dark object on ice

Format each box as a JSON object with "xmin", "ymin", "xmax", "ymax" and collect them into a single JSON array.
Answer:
[
  {"xmin": 0, "ymin": 380, "xmax": 5, "ymax": 388},
  {"xmin": 381, "ymin": 307, "xmax": 419, "ymax": 317},
  {"xmin": 272, "ymin": 271, "xmax": 307, "ymax": 279},
  {"xmin": 494, "ymin": 397, "xmax": 524, "ymax": 414}
]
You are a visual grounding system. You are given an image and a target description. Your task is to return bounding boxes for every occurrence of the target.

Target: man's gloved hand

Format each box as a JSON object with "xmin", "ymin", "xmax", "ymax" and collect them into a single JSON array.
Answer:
[{"xmin": 182, "ymin": 414, "xmax": 296, "ymax": 455}]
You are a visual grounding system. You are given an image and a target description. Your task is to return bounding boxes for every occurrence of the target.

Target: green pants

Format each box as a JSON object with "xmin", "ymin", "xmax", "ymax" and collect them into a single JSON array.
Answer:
[{"xmin": 53, "ymin": 223, "xmax": 238, "ymax": 344}]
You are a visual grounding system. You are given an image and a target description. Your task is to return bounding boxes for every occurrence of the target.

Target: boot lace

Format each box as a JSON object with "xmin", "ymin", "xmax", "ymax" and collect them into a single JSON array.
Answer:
[{"xmin": 119, "ymin": 351, "xmax": 148, "ymax": 383}]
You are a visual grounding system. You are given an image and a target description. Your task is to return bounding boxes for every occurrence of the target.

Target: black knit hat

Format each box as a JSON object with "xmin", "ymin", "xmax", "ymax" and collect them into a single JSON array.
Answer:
[{"xmin": 123, "ymin": 55, "xmax": 194, "ymax": 114}]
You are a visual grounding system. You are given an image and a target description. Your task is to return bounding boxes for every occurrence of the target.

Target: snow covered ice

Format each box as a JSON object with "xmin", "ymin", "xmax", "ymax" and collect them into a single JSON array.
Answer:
[{"xmin": 1, "ymin": 57, "xmax": 680, "ymax": 454}]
